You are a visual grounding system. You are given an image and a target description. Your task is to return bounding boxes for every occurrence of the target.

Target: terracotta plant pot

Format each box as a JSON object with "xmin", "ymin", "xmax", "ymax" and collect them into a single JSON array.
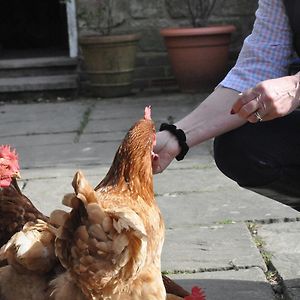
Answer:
[
  {"xmin": 79, "ymin": 34, "xmax": 140, "ymax": 98},
  {"xmin": 160, "ymin": 25, "xmax": 236, "ymax": 93}
]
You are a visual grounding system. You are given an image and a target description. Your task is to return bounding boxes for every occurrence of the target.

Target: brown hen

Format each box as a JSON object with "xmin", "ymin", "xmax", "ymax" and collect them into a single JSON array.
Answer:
[
  {"xmin": 52, "ymin": 106, "xmax": 167, "ymax": 299},
  {"xmin": 0, "ymin": 145, "xmax": 48, "ymax": 247}
]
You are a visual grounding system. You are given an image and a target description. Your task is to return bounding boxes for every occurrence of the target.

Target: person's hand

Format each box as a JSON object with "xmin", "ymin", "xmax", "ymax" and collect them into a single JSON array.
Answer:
[
  {"xmin": 152, "ymin": 130, "xmax": 180, "ymax": 174},
  {"xmin": 231, "ymin": 74, "xmax": 300, "ymax": 123}
]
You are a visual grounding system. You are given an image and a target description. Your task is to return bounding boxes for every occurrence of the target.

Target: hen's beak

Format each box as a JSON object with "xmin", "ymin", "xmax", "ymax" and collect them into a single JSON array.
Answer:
[{"xmin": 13, "ymin": 171, "xmax": 21, "ymax": 179}]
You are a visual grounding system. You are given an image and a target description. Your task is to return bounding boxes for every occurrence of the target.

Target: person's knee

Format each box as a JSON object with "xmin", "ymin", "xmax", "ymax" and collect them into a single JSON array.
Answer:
[{"xmin": 213, "ymin": 130, "xmax": 280, "ymax": 187}]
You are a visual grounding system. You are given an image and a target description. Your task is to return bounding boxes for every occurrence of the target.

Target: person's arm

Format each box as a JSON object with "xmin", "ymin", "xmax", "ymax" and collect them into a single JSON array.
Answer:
[
  {"xmin": 153, "ymin": 87, "xmax": 244, "ymax": 173},
  {"xmin": 153, "ymin": 71, "xmax": 300, "ymax": 174}
]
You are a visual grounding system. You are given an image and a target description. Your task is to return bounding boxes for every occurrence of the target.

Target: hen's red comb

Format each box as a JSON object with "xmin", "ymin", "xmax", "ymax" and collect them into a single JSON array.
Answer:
[
  {"xmin": 144, "ymin": 106, "xmax": 152, "ymax": 120},
  {"xmin": 184, "ymin": 286, "xmax": 206, "ymax": 300},
  {"xmin": 0, "ymin": 145, "xmax": 18, "ymax": 160},
  {"xmin": 0, "ymin": 145, "xmax": 20, "ymax": 188}
]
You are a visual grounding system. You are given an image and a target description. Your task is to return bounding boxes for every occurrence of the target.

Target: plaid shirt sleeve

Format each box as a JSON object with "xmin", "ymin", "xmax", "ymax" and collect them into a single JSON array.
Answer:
[{"xmin": 220, "ymin": 0, "xmax": 294, "ymax": 93}]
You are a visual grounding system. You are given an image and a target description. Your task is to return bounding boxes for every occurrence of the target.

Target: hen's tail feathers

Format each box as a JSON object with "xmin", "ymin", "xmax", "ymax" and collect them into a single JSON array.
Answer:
[{"xmin": 55, "ymin": 171, "xmax": 147, "ymax": 298}]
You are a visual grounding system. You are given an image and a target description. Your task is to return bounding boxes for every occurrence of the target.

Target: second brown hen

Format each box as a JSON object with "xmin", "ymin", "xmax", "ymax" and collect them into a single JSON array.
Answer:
[{"xmin": 0, "ymin": 145, "xmax": 48, "ymax": 247}]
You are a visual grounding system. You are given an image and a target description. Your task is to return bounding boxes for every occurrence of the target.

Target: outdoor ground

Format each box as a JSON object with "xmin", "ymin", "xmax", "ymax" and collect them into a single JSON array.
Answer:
[{"xmin": 1, "ymin": 92, "xmax": 300, "ymax": 299}]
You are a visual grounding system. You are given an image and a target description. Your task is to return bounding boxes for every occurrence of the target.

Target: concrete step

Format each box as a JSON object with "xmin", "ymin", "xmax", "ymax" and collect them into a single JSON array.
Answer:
[
  {"xmin": 0, "ymin": 74, "xmax": 78, "ymax": 93},
  {"xmin": 0, "ymin": 56, "xmax": 78, "ymax": 77}
]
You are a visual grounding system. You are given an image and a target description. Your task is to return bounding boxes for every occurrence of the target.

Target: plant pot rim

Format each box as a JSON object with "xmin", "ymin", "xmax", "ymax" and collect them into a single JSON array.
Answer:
[
  {"xmin": 79, "ymin": 33, "xmax": 140, "ymax": 44},
  {"xmin": 160, "ymin": 25, "xmax": 236, "ymax": 37}
]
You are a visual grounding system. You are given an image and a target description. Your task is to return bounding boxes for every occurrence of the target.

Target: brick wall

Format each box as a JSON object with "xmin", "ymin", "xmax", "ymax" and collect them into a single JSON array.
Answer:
[{"xmin": 77, "ymin": 0, "xmax": 258, "ymax": 91}]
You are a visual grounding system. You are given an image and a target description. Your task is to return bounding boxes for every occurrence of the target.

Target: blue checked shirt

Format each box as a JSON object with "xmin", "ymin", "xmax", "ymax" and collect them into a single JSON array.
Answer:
[{"xmin": 220, "ymin": 0, "xmax": 294, "ymax": 92}]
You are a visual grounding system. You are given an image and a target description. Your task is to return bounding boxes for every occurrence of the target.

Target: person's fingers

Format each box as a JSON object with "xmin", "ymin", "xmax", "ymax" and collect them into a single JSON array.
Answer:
[
  {"xmin": 152, "ymin": 158, "xmax": 162, "ymax": 174},
  {"xmin": 231, "ymin": 89, "xmax": 258, "ymax": 114},
  {"xmin": 152, "ymin": 151, "xmax": 162, "ymax": 174},
  {"xmin": 238, "ymin": 98, "xmax": 260, "ymax": 119},
  {"xmin": 231, "ymin": 88, "xmax": 269, "ymax": 122}
]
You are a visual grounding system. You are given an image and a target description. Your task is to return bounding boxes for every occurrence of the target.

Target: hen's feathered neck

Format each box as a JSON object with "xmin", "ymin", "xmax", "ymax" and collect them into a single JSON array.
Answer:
[{"xmin": 95, "ymin": 117, "xmax": 155, "ymax": 203}]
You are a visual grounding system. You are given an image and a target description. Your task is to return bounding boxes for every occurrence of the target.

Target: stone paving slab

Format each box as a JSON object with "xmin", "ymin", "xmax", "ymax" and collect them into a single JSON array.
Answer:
[
  {"xmin": 1, "ymin": 133, "xmax": 76, "ymax": 148},
  {"xmin": 169, "ymin": 268, "xmax": 275, "ymax": 300},
  {"xmin": 0, "ymin": 120, "xmax": 77, "ymax": 137},
  {"xmin": 258, "ymin": 222, "xmax": 300, "ymax": 299},
  {"xmin": 0, "ymin": 102, "xmax": 88, "ymax": 137},
  {"xmin": 78, "ymin": 131, "xmax": 126, "ymax": 143},
  {"xmin": 89, "ymin": 93, "xmax": 200, "ymax": 120},
  {"xmin": 154, "ymin": 166, "xmax": 240, "ymax": 195},
  {"xmin": 21, "ymin": 166, "xmax": 109, "ymax": 180},
  {"xmin": 84, "ymin": 117, "xmax": 143, "ymax": 134},
  {"xmin": 11, "ymin": 141, "xmax": 120, "ymax": 169},
  {"xmin": 158, "ymin": 189, "xmax": 299, "ymax": 227},
  {"xmin": 162, "ymin": 223, "xmax": 266, "ymax": 272}
]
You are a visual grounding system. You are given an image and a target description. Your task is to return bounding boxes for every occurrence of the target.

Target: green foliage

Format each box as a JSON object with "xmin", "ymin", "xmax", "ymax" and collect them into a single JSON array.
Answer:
[{"xmin": 217, "ymin": 219, "xmax": 235, "ymax": 225}]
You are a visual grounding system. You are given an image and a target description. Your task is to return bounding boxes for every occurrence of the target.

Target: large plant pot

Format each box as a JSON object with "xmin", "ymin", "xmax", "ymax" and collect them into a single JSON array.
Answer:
[
  {"xmin": 160, "ymin": 25, "xmax": 235, "ymax": 93},
  {"xmin": 79, "ymin": 34, "xmax": 140, "ymax": 98}
]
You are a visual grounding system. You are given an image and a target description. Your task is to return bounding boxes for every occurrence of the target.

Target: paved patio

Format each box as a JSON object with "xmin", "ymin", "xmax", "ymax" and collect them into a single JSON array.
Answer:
[{"xmin": 0, "ymin": 92, "xmax": 299, "ymax": 299}]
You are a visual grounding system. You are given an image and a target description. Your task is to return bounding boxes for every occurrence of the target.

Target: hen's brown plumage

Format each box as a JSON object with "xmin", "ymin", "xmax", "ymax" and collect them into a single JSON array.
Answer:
[
  {"xmin": 0, "ymin": 219, "xmax": 57, "ymax": 274},
  {"xmin": 0, "ymin": 218, "xmax": 59, "ymax": 300},
  {"xmin": 0, "ymin": 178, "xmax": 48, "ymax": 247},
  {"xmin": 53, "ymin": 107, "xmax": 166, "ymax": 299}
]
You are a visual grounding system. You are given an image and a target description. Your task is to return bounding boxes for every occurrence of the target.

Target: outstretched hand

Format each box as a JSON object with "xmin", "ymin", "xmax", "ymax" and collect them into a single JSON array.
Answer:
[
  {"xmin": 152, "ymin": 131, "xmax": 180, "ymax": 174},
  {"xmin": 231, "ymin": 74, "xmax": 300, "ymax": 123}
]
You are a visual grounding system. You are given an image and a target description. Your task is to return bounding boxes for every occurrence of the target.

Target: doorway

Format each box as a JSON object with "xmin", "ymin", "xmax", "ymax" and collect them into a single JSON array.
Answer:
[{"xmin": 0, "ymin": 0, "xmax": 69, "ymax": 59}]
